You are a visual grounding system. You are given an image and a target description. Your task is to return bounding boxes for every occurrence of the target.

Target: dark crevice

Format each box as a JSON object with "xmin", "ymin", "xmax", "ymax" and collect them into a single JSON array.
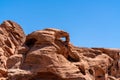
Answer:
[
  {"xmin": 67, "ymin": 55, "xmax": 79, "ymax": 62},
  {"xmin": 21, "ymin": 38, "xmax": 37, "ymax": 66},
  {"xmin": 30, "ymin": 72, "xmax": 62, "ymax": 80},
  {"xmin": 96, "ymin": 75, "xmax": 103, "ymax": 78},
  {"xmin": 78, "ymin": 66, "xmax": 86, "ymax": 75},
  {"xmin": 4, "ymin": 39, "xmax": 12, "ymax": 48},
  {"xmin": 89, "ymin": 69, "xmax": 94, "ymax": 75},
  {"xmin": 25, "ymin": 38, "xmax": 37, "ymax": 48}
]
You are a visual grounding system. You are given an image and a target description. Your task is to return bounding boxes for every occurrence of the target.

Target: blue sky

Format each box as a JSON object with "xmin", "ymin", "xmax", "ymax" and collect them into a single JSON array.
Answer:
[{"xmin": 0, "ymin": 0, "xmax": 120, "ymax": 48}]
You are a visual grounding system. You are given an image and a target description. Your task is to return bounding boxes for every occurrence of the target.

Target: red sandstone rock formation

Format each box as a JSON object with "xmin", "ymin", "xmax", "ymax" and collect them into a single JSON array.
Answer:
[{"xmin": 0, "ymin": 20, "xmax": 119, "ymax": 80}]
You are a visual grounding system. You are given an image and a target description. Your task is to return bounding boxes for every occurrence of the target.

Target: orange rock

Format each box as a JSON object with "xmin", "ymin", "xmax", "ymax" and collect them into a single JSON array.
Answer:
[{"xmin": 0, "ymin": 20, "xmax": 119, "ymax": 80}]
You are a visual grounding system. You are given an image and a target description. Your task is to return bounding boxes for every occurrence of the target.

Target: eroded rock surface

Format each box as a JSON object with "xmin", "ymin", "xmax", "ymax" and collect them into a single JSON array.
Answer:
[{"xmin": 0, "ymin": 20, "xmax": 119, "ymax": 80}]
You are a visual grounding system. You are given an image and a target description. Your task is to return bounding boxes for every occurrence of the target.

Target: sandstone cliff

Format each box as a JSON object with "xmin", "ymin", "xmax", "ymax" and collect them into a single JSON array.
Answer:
[{"xmin": 0, "ymin": 20, "xmax": 119, "ymax": 80}]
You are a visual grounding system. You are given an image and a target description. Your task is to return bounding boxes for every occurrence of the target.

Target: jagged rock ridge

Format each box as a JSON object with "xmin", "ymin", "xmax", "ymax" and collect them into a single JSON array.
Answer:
[{"xmin": 0, "ymin": 20, "xmax": 119, "ymax": 80}]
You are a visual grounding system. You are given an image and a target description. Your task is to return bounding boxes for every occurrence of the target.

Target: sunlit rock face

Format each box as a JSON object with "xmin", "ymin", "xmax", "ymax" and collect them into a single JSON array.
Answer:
[{"xmin": 0, "ymin": 20, "xmax": 119, "ymax": 80}]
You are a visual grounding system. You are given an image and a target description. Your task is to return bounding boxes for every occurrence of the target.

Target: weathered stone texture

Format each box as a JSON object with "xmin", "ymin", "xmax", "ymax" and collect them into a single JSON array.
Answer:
[{"xmin": 0, "ymin": 20, "xmax": 119, "ymax": 80}]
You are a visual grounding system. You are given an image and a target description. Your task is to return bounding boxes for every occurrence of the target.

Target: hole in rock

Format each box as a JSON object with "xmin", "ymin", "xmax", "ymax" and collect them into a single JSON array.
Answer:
[
  {"xmin": 60, "ymin": 37, "xmax": 66, "ymax": 42},
  {"xmin": 25, "ymin": 38, "xmax": 37, "ymax": 47},
  {"xmin": 89, "ymin": 69, "xmax": 94, "ymax": 75}
]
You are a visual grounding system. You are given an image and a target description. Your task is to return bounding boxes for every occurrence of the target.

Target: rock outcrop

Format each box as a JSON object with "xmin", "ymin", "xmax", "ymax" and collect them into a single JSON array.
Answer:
[{"xmin": 0, "ymin": 20, "xmax": 119, "ymax": 80}]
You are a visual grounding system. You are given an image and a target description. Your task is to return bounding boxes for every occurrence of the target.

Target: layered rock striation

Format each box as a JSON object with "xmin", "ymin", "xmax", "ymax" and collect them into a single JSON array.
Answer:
[{"xmin": 0, "ymin": 20, "xmax": 119, "ymax": 80}]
